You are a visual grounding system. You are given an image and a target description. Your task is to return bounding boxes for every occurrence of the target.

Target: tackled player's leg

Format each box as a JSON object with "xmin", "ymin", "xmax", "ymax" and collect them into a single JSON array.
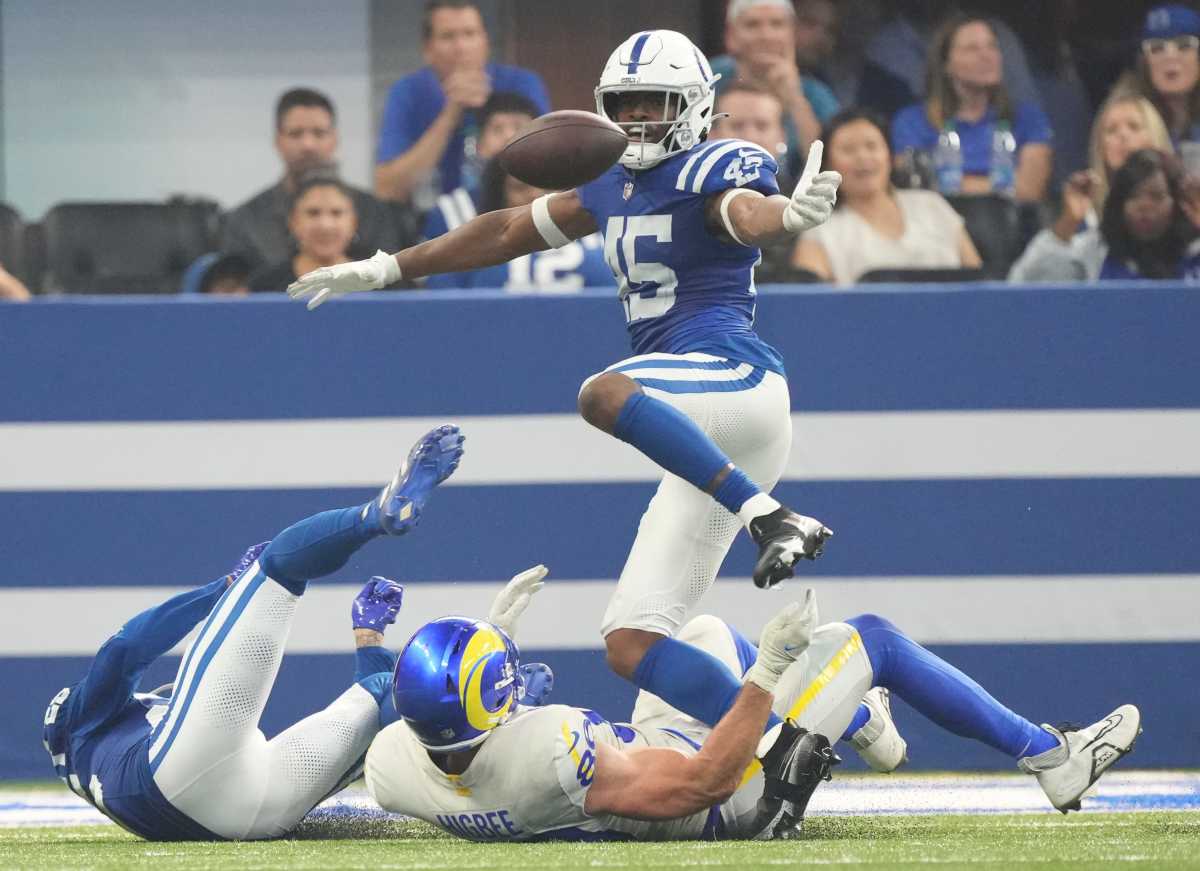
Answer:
[{"xmin": 146, "ymin": 425, "xmax": 464, "ymax": 839}]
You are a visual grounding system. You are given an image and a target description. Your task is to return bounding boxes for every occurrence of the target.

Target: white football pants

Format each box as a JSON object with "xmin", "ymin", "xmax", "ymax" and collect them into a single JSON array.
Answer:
[
  {"xmin": 590, "ymin": 352, "xmax": 794, "ymax": 639},
  {"xmin": 146, "ymin": 564, "xmax": 380, "ymax": 840},
  {"xmin": 629, "ymin": 614, "xmax": 873, "ymax": 838}
]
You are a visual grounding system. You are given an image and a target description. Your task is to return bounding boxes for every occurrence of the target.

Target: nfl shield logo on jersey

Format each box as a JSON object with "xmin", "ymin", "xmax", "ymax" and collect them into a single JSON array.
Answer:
[{"xmin": 622, "ymin": 181, "xmax": 634, "ymax": 200}]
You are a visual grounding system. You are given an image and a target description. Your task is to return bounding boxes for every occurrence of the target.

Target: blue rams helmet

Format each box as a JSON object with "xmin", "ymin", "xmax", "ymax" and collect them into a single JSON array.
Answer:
[{"xmin": 392, "ymin": 617, "xmax": 523, "ymax": 751}]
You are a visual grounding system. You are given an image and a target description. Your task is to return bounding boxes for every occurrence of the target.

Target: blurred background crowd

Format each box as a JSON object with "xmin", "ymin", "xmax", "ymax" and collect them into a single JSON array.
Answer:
[{"xmin": 3, "ymin": 0, "xmax": 1200, "ymax": 301}]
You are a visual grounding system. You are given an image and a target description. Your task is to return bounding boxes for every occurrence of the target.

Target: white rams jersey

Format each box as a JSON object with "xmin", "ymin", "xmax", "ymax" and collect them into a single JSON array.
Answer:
[{"xmin": 364, "ymin": 704, "xmax": 725, "ymax": 842}]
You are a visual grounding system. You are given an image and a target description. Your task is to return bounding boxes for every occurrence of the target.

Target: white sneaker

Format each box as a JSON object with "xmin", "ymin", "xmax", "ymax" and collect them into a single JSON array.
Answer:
[
  {"xmin": 849, "ymin": 687, "xmax": 908, "ymax": 773},
  {"xmin": 1017, "ymin": 704, "xmax": 1141, "ymax": 813}
]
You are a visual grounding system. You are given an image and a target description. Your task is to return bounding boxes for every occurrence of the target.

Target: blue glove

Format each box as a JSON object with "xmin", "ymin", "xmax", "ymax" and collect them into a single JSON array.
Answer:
[
  {"xmin": 225, "ymin": 541, "xmax": 270, "ymax": 586},
  {"xmin": 352, "ymin": 577, "xmax": 405, "ymax": 631},
  {"xmin": 519, "ymin": 662, "xmax": 554, "ymax": 706}
]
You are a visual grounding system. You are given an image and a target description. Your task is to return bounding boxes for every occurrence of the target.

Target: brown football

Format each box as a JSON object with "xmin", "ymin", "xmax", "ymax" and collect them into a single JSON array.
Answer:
[{"xmin": 499, "ymin": 110, "xmax": 627, "ymax": 190}]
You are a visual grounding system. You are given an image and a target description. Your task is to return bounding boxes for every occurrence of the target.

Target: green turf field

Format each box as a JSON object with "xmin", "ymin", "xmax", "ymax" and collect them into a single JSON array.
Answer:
[{"xmin": 2, "ymin": 812, "xmax": 1198, "ymax": 871}]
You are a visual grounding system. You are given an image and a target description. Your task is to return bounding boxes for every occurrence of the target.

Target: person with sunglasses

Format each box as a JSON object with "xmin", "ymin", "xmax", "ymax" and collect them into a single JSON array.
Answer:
[{"xmin": 1117, "ymin": 5, "xmax": 1200, "ymax": 151}]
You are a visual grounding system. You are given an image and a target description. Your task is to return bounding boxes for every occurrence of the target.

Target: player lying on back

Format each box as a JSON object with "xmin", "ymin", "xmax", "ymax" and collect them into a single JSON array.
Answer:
[
  {"xmin": 289, "ymin": 29, "xmax": 843, "ymax": 768},
  {"xmin": 40, "ymin": 425, "xmax": 466, "ymax": 840},
  {"xmin": 366, "ymin": 583, "xmax": 1141, "ymax": 843}
]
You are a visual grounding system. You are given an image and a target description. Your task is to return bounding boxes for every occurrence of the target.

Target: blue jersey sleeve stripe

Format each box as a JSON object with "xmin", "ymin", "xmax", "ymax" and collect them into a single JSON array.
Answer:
[
  {"xmin": 675, "ymin": 141, "xmax": 728, "ymax": 191},
  {"xmin": 690, "ymin": 140, "xmax": 772, "ymax": 193}
]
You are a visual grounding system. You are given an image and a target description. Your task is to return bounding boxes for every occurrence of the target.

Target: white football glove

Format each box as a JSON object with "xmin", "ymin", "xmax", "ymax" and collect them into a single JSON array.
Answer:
[
  {"xmin": 487, "ymin": 564, "xmax": 548, "ymax": 638},
  {"xmin": 286, "ymin": 250, "xmax": 402, "ymax": 310},
  {"xmin": 744, "ymin": 588, "xmax": 820, "ymax": 693},
  {"xmin": 781, "ymin": 141, "xmax": 841, "ymax": 235}
]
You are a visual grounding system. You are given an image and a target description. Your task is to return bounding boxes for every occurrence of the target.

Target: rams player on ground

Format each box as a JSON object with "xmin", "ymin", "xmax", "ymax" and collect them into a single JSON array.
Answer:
[
  {"xmin": 289, "ymin": 29, "xmax": 843, "ymax": 750},
  {"xmin": 366, "ymin": 581, "xmax": 1141, "ymax": 842}
]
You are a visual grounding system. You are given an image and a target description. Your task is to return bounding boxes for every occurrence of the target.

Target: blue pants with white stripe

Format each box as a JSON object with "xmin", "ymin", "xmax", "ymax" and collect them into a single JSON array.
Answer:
[{"xmin": 146, "ymin": 505, "xmax": 384, "ymax": 839}]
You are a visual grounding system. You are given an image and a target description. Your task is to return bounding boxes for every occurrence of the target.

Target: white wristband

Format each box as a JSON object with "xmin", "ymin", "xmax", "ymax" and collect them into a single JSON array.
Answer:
[
  {"xmin": 531, "ymin": 194, "xmax": 572, "ymax": 249},
  {"xmin": 718, "ymin": 188, "xmax": 761, "ymax": 246}
]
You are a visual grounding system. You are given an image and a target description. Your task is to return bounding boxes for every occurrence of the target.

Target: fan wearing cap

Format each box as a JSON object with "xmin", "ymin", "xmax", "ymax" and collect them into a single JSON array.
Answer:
[{"xmin": 1116, "ymin": 5, "xmax": 1200, "ymax": 148}]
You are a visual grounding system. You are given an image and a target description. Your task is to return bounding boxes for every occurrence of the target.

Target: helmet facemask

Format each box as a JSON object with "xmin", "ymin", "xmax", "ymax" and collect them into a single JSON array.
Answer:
[{"xmin": 597, "ymin": 81, "xmax": 715, "ymax": 170}]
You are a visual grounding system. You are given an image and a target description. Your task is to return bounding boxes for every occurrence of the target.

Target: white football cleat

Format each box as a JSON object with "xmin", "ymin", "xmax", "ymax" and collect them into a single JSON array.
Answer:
[
  {"xmin": 1017, "ymin": 704, "xmax": 1142, "ymax": 813},
  {"xmin": 849, "ymin": 688, "xmax": 908, "ymax": 773}
]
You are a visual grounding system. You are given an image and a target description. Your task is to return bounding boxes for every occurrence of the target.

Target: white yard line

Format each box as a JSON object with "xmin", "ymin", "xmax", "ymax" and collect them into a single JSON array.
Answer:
[{"xmin": 3, "ymin": 772, "xmax": 1196, "ymax": 829}]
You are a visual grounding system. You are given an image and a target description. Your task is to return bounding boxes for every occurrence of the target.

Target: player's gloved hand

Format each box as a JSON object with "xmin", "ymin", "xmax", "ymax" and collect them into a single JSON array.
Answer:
[
  {"xmin": 352, "ymin": 576, "xmax": 405, "ymax": 631},
  {"xmin": 224, "ymin": 541, "xmax": 270, "ymax": 587},
  {"xmin": 286, "ymin": 250, "xmax": 402, "ymax": 310},
  {"xmin": 743, "ymin": 588, "xmax": 820, "ymax": 693},
  {"xmin": 487, "ymin": 564, "xmax": 548, "ymax": 638},
  {"xmin": 518, "ymin": 662, "xmax": 555, "ymax": 706},
  {"xmin": 781, "ymin": 140, "xmax": 841, "ymax": 234}
]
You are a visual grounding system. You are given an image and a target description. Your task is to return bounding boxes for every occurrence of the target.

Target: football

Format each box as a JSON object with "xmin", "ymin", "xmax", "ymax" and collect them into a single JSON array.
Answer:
[{"xmin": 499, "ymin": 110, "xmax": 627, "ymax": 190}]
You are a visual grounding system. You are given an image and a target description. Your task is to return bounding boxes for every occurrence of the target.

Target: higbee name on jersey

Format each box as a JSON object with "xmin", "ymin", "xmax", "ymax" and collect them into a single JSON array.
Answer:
[{"xmin": 365, "ymin": 704, "xmax": 723, "ymax": 842}]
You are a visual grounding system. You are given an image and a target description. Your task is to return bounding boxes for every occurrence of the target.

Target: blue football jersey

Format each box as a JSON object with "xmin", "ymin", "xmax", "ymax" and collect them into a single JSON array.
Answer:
[
  {"xmin": 426, "ymin": 233, "xmax": 611, "ymax": 291},
  {"xmin": 577, "ymin": 138, "xmax": 785, "ymax": 374}
]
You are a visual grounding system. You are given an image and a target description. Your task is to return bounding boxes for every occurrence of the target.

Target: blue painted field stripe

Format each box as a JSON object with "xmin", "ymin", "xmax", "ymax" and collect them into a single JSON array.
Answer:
[{"xmin": 2, "ymin": 478, "xmax": 1198, "ymax": 586}]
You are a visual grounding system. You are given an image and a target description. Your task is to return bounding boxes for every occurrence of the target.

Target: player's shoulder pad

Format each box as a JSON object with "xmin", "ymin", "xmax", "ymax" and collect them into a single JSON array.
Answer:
[
  {"xmin": 673, "ymin": 139, "xmax": 779, "ymax": 197},
  {"xmin": 552, "ymin": 706, "xmax": 611, "ymax": 808}
]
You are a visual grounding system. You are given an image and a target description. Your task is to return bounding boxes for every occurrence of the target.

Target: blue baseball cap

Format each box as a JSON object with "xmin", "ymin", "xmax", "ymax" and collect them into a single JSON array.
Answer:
[{"xmin": 1143, "ymin": 5, "xmax": 1200, "ymax": 40}]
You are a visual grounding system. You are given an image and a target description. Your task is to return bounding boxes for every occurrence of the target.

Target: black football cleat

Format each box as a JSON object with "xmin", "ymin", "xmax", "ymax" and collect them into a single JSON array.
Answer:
[
  {"xmin": 748, "ymin": 507, "xmax": 833, "ymax": 589},
  {"xmin": 748, "ymin": 721, "xmax": 839, "ymax": 840}
]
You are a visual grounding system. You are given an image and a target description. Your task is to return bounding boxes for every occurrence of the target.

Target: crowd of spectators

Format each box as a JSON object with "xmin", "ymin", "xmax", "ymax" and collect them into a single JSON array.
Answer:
[{"xmin": 5, "ymin": 0, "xmax": 1200, "ymax": 301}]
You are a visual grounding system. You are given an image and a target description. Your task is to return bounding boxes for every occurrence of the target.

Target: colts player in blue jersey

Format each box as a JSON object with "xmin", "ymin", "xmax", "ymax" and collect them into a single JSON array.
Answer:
[
  {"xmin": 40, "ymin": 426, "xmax": 465, "ymax": 840},
  {"xmin": 288, "ymin": 30, "xmax": 842, "ymax": 748}
]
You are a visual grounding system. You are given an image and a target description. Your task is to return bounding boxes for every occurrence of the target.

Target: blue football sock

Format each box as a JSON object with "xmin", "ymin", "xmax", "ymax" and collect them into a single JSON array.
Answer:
[
  {"xmin": 632, "ymin": 636, "xmax": 781, "ymax": 732},
  {"xmin": 840, "ymin": 704, "xmax": 872, "ymax": 742},
  {"xmin": 260, "ymin": 504, "xmax": 378, "ymax": 595},
  {"xmin": 613, "ymin": 391, "xmax": 762, "ymax": 513},
  {"xmin": 847, "ymin": 614, "xmax": 1058, "ymax": 758}
]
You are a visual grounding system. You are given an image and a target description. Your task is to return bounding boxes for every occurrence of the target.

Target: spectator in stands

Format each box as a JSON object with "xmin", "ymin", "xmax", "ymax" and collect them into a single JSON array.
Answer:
[
  {"xmin": 223, "ymin": 88, "xmax": 409, "ymax": 273},
  {"xmin": 793, "ymin": 109, "xmax": 981, "ymax": 285},
  {"xmin": 1117, "ymin": 5, "xmax": 1200, "ymax": 149},
  {"xmin": 424, "ymin": 159, "xmax": 609, "ymax": 291},
  {"xmin": 374, "ymin": 0, "xmax": 549, "ymax": 208},
  {"xmin": 422, "ymin": 92, "xmax": 539, "ymax": 241},
  {"xmin": 1096, "ymin": 148, "xmax": 1200, "ymax": 280},
  {"xmin": 859, "ymin": 1, "xmax": 1043, "ymax": 121},
  {"xmin": 794, "ymin": 0, "xmax": 837, "ymax": 85},
  {"xmin": 249, "ymin": 179, "xmax": 403, "ymax": 292},
  {"xmin": 0, "ymin": 261, "xmax": 31, "ymax": 301},
  {"xmin": 710, "ymin": 0, "xmax": 839, "ymax": 177},
  {"xmin": 180, "ymin": 253, "xmax": 252, "ymax": 296},
  {"xmin": 712, "ymin": 82, "xmax": 791, "ymax": 182},
  {"xmin": 891, "ymin": 13, "xmax": 1054, "ymax": 203},
  {"xmin": 711, "ymin": 83, "xmax": 813, "ymax": 283},
  {"xmin": 1010, "ymin": 96, "xmax": 1173, "ymax": 282}
]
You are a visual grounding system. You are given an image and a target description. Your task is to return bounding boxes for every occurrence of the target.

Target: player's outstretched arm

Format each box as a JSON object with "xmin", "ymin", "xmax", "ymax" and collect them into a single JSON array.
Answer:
[
  {"xmin": 584, "ymin": 594, "xmax": 819, "ymax": 821},
  {"xmin": 288, "ymin": 193, "xmax": 597, "ymax": 309},
  {"xmin": 708, "ymin": 140, "xmax": 842, "ymax": 248},
  {"xmin": 585, "ymin": 682, "xmax": 774, "ymax": 821}
]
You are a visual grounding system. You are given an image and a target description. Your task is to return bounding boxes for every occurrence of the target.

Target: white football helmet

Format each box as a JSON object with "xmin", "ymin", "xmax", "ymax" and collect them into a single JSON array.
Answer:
[{"xmin": 595, "ymin": 30, "xmax": 720, "ymax": 170}]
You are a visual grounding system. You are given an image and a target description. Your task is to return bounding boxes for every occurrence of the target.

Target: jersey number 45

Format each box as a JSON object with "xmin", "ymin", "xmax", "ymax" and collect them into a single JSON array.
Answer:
[{"xmin": 604, "ymin": 216, "xmax": 679, "ymax": 323}]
